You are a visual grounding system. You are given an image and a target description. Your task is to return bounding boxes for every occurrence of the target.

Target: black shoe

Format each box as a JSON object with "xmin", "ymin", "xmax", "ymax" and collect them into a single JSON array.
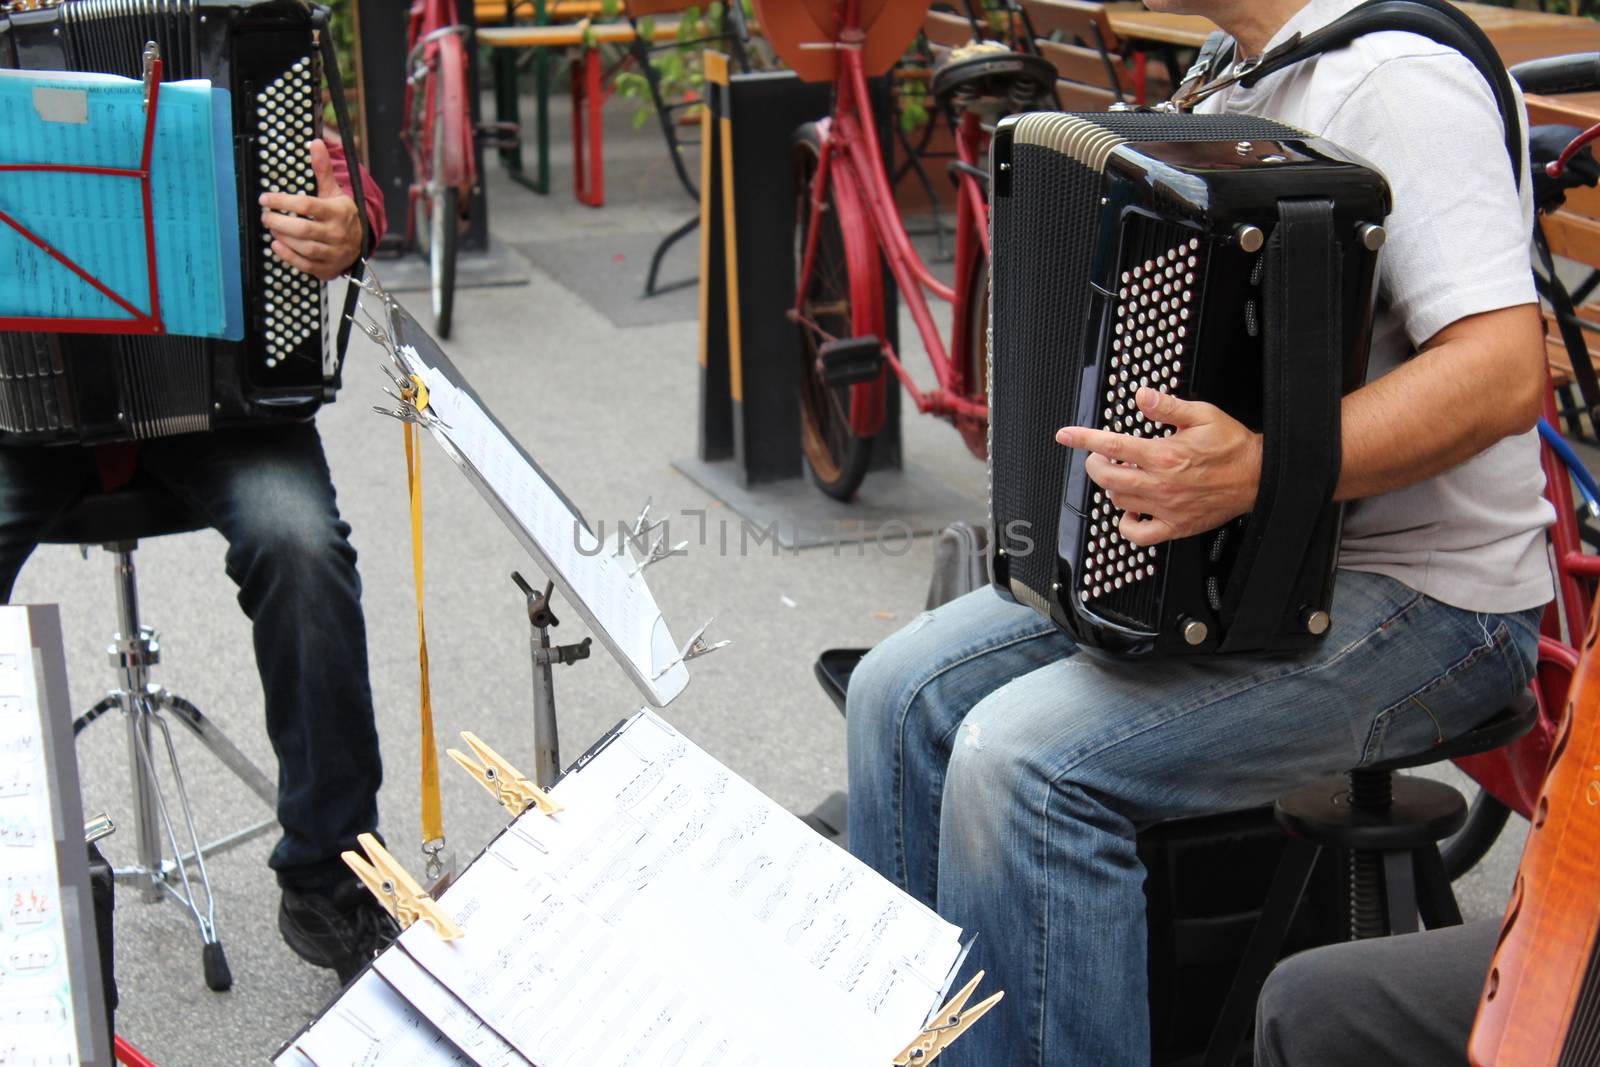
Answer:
[{"xmin": 279, "ymin": 878, "xmax": 400, "ymax": 984}]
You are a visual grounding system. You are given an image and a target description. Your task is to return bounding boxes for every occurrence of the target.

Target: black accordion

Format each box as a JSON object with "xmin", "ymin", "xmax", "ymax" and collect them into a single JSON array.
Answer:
[
  {"xmin": 0, "ymin": 0, "xmax": 334, "ymax": 445},
  {"xmin": 988, "ymin": 112, "xmax": 1390, "ymax": 656}
]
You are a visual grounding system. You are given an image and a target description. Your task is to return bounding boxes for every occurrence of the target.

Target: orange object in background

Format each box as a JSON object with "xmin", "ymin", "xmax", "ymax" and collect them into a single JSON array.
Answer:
[
  {"xmin": 752, "ymin": 0, "xmax": 931, "ymax": 82},
  {"xmin": 1469, "ymin": 604, "xmax": 1600, "ymax": 1066}
]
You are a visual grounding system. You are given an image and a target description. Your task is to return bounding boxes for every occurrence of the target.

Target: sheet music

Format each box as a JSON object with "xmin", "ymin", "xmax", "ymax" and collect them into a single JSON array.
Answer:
[
  {"xmin": 403, "ymin": 354, "xmax": 688, "ymax": 706},
  {"xmin": 386, "ymin": 711, "xmax": 963, "ymax": 1067},
  {"xmin": 274, "ymin": 971, "xmax": 473, "ymax": 1067},
  {"xmin": 0, "ymin": 616, "xmax": 81, "ymax": 1066},
  {"xmin": 371, "ymin": 950, "xmax": 530, "ymax": 1067}
]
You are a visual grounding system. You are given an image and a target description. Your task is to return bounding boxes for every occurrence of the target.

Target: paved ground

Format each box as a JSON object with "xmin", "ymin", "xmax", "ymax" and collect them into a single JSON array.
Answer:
[{"xmin": 16, "ymin": 91, "xmax": 1532, "ymax": 1064}]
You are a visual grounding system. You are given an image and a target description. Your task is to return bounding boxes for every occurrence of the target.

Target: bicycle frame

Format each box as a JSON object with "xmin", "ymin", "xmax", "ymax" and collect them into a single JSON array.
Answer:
[
  {"xmin": 404, "ymin": 0, "xmax": 476, "ymax": 205},
  {"xmin": 792, "ymin": 0, "xmax": 992, "ymax": 442}
]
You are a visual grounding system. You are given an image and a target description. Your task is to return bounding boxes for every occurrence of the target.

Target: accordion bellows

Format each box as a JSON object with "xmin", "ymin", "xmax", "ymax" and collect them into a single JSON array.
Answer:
[
  {"xmin": 988, "ymin": 111, "xmax": 1390, "ymax": 657},
  {"xmin": 0, "ymin": 0, "xmax": 330, "ymax": 444}
]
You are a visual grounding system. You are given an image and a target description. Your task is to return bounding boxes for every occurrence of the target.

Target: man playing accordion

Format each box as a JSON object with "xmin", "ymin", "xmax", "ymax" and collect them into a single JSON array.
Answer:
[{"xmin": 846, "ymin": 0, "xmax": 1553, "ymax": 1062}]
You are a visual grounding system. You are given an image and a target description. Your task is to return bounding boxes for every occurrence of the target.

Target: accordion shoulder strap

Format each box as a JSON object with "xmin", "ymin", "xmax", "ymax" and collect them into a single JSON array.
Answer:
[
  {"xmin": 312, "ymin": 4, "xmax": 369, "ymax": 390},
  {"xmin": 1218, "ymin": 198, "xmax": 1344, "ymax": 652},
  {"xmin": 1240, "ymin": 0, "xmax": 1524, "ymax": 188}
]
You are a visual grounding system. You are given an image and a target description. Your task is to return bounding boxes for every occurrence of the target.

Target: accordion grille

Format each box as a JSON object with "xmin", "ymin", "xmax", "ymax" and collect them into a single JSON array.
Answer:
[
  {"xmin": 1559, "ymin": 935, "xmax": 1600, "ymax": 1067},
  {"xmin": 990, "ymin": 139, "xmax": 1102, "ymax": 610},
  {"xmin": 60, "ymin": 0, "xmax": 199, "ymax": 78},
  {"xmin": 0, "ymin": 334, "xmax": 71, "ymax": 435}
]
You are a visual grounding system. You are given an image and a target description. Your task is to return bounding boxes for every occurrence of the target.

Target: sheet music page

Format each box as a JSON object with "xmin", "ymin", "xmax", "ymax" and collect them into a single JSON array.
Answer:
[
  {"xmin": 0, "ymin": 613, "xmax": 80, "ymax": 1066},
  {"xmin": 413, "ymin": 363, "xmax": 683, "ymax": 701},
  {"xmin": 371, "ymin": 948, "xmax": 530, "ymax": 1066},
  {"xmin": 275, "ymin": 971, "xmax": 473, "ymax": 1067},
  {"xmin": 0, "ymin": 70, "xmax": 232, "ymax": 337},
  {"xmin": 394, "ymin": 711, "xmax": 963, "ymax": 1067}
]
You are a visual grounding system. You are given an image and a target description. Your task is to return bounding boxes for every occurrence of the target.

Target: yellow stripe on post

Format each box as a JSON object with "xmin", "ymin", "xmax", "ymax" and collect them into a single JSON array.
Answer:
[
  {"xmin": 721, "ymin": 109, "xmax": 742, "ymax": 403},
  {"xmin": 698, "ymin": 50, "xmax": 729, "ymax": 372}
]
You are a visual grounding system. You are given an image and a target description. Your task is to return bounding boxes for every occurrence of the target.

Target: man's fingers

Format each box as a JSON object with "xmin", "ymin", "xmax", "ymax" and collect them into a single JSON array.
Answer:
[
  {"xmin": 1118, "ymin": 512, "xmax": 1177, "ymax": 547},
  {"xmin": 1056, "ymin": 425, "xmax": 1157, "ymax": 467},
  {"xmin": 259, "ymin": 191, "xmax": 320, "ymax": 219},
  {"xmin": 1136, "ymin": 386, "xmax": 1212, "ymax": 429},
  {"xmin": 270, "ymin": 239, "xmax": 322, "ymax": 276},
  {"xmin": 1084, "ymin": 452, "xmax": 1151, "ymax": 494},
  {"xmin": 276, "ymin": 234, "xmax": 341, "ymax": 261},
  {"xmin": 309, "ymin": 139, "xmax": 342, "ymax": 199},
  {"xmin": 261, "ymin": 211, "xmax": 330, "ymax": 242}
]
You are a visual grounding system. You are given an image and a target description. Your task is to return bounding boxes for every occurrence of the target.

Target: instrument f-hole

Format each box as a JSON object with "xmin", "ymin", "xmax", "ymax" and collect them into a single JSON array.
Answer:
[{"xmin": 1587, "ymin": 767, "xmax": 1600, "ymax": 806}]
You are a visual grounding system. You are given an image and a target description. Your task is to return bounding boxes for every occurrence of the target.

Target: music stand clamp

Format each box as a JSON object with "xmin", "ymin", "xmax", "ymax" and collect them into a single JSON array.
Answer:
[{"xmin": 511, "ymin": 571, "xmax": 591, "ymax": 788}]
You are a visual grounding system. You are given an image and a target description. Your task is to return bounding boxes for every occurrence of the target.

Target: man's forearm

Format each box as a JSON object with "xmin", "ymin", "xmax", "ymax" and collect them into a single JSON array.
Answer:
[{"xmin": 1334, "ymin": 303, "xmax": 1545, "ymax": 502}]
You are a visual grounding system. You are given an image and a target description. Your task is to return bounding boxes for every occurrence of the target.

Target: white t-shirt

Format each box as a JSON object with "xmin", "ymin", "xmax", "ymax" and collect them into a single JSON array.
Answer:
[{"xmin": 1196, "ymin": 0, "xmax": 1554, "ymax": 614}]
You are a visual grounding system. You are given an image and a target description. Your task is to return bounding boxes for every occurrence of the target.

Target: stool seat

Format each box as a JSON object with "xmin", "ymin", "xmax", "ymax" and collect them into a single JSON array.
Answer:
[
  {"xmin": 1365, "ymin": 693, "xmax": 1540, "ymax": 773},
  {"xmin": 40, "ymin": 475, "xmax": 209, "ymax": 546},
  {"xmin": 1276, "ymin": 775, "xmax": 1466, "ymax": 850}
]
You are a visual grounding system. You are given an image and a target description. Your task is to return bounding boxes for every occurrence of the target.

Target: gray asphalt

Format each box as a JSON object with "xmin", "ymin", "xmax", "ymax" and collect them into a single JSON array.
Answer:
[{"xmin": 15, "ymin": 90, "xmax": 1529, "ymax": 1065}]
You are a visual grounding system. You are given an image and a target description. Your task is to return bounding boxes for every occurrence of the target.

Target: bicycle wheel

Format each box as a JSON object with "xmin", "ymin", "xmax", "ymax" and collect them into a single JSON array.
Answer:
[
  {"xmin": 792, "ymin": 123, "xmax": 880, "ymax": 502},
  {"xmin": 429, "ymin": 71, "xmax": 458, "ymax": 339}
]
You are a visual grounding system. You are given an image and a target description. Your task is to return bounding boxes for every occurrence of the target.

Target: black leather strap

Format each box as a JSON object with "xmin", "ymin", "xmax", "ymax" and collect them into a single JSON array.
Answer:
[
  {"xmin": 1238, "ymin": 0, "xmax": 1523, "ymax": 189},
  {"xmin": 313, "ymin": 4, "xmax": 368, "ymax": 390},
  {"xmin": 1218, "ymin": 199, "xmax": 1344, "ymax": 652}
]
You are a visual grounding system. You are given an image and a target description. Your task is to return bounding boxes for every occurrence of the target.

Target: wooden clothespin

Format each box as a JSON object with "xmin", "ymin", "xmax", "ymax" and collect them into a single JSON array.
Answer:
[
  {"xmin": 892, "ymin": 972, "xmax": 1004, "ymax": 1065},
  {"xmin": 447, "ymin": 731, "xmax": 563, "ymax": 819},
  {"xmin": 341, "ymin": 832, "xmax": 464, "ymax": 941}
]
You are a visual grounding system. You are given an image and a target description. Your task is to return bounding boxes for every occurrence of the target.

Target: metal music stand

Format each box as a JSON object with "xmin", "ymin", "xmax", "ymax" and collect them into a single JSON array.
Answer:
[{"xmin": 352, "ymin": 270, "xmax": 726, "ymax": 787}]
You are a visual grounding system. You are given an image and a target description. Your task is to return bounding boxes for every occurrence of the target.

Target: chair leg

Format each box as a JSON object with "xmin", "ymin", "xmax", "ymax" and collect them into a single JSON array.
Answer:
[
  {"xmin": 644, "ymin": 214, "xmax": 701, "ymax": 297},
  {"xmin": 1201, "ymin": 838, "xmax": 1322, "ymax": 1067},
  {"xmin": 157, "ymin": 691, "xmax": 276, "ymax": 807},
  {"xmin": 1413, "ymin": 845, "xmax": 1464, "ymax": 929},
  {"xmin": 125, "ymin": 696, "xmax": 232, "ymax": 990},
  {"xmin": 1382, "ymin": 849, "xmax": 1420, "ymax": 935}
]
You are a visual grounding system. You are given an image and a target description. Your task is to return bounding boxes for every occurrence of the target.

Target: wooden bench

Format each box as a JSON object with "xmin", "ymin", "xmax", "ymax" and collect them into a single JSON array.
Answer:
[
  {"xmin": 473, "ymin": 0, "xmax": 603, "ymax": 28},
  {"xmin": 1020, "ymin": 0, "xmax": 1170, "ymax": 105}
]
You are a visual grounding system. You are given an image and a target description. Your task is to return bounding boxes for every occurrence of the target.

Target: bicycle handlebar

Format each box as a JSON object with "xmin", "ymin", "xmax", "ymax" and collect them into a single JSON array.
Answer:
[{"xmin": 1511, "ymin": 53, "xmax": 1600, "ymax": 97}]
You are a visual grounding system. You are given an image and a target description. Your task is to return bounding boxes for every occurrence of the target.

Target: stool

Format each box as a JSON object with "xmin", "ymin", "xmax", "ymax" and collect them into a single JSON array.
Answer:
[
  {"xmin": 42, "ymin": 475, "xmax": 277, "ymax": 992},
  {"xmin": 1201, "ymin": 691, "xmax": 1540, "ymax": 1067}
]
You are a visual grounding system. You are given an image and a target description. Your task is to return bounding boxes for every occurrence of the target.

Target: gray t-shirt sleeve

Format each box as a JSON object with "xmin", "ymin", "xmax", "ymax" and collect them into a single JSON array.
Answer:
[{"xmin": 1317, "ymin": 50, "xmax": 1537, "ymax": 348}]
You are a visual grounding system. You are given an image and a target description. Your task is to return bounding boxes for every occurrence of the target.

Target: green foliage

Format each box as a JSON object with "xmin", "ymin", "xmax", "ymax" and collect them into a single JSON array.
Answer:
[{"xmin": 611, "ymin": 0, "xmax": 771, "ymax": 130}]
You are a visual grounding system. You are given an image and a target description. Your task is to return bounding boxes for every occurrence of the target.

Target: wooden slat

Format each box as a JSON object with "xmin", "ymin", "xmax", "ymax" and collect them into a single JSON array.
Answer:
[
  {"xmin": 1022, "ymin": 0, "xmax": 1121, "ymax": 52},
  {"xmin": 1526, "ymin": 92, "xmax": 1600, "ymax": 131},
  {"xmin": 1055, "ymin": 79, "xmax": 1116, "ymax": 111},
  {"xmin": 626, "ymin": 0, "xmax": 704, "ymax": 15},
  {"xmin": 1544, "ymin": 209, "xmax": 1600, "ymax": 267},
  {"xmin": 1038, "ymin": 37, "xmax": 1123, "ymax": 92},
  {"xmin": 478, "ymin": 18, "xmax": 683, "ymax": 46},
  {"xmin": 924, "ymin": 9, "xmax": 979, "ymax": 50},
  {"xmin": 1565, "ymin": 184, "xmax": 1600, "ymax": 220}
]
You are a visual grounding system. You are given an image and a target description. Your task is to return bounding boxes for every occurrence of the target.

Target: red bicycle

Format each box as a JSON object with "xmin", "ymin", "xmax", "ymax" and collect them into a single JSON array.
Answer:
[
  {"xmin": 761, "ymin": 0, "xmax": 1056, "ymax": 499},
  {"xmin": 404, "ymin": 0, "xmax": 477, "ymax": 338}
]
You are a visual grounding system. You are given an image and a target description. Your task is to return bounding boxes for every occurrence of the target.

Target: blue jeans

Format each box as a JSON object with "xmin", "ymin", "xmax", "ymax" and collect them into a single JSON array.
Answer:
[
  {"xmin": 0, "ymin": 422, "xmax": 382, "ymax": 891},
  {"xmin": 846, "ymin": 573, "xmax": 1540, "ymax": 1066}
]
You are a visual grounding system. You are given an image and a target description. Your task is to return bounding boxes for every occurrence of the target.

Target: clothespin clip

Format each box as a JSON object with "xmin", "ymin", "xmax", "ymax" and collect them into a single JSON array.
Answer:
[
  {"xmin": 653, "ymin": 618, "xmax": 729, "ymax": 679},
  {"xmin": 140, "ymin": 42, "xmax": 161, "ymax": 113},
  {"xmin": 630, "ymin": 530, "xmax": 689, "ymax": 577},
  {"xmin": 341, "ymin": 833, "xmax": 464, "ymax": 941},
  {"xmin": 892, "ymin": 972, "xmax": 1003, "ymax": 1065},
  {"xmin": 447, "ymin": 731, "xmax": 563, "ymax": 819}
]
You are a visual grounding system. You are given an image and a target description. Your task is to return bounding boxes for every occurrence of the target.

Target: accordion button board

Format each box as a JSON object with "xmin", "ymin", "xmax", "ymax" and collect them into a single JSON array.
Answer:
[
  {"xmin": 988, "ymin": 111, "xmax": 1390, "ymax": 657},
  {"xmin": 0, "ymin": 0, "xmax": 333, "ymax": 445}
]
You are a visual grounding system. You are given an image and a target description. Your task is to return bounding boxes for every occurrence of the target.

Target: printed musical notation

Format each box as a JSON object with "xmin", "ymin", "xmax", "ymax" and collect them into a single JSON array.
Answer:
[
  {"xmin": 372, "ymin": 710, "xmax": 964, "ymax": 1067},
  {"xmin": 0, "ymin": 607, "xmax": 89, "ymax": 1067},
  {"xmin": 277, "ymin": 971, "xmax": 475, "ymax": 1067}
]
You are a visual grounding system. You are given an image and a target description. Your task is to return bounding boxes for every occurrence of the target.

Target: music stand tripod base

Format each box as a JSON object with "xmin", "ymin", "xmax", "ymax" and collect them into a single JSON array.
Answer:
[{"xmin": 73, "ymin": 540, "xmax": 277, "ymax": 992}]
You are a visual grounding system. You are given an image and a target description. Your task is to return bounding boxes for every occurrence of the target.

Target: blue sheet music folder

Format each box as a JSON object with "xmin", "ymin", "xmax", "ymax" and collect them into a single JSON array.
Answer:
[{"xmin": 0, "ymin": 69, "xmax": 242, "ymax": 339}]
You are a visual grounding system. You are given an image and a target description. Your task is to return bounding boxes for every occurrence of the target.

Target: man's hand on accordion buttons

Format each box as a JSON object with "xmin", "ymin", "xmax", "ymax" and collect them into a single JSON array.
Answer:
[
  {"xmin": 259, "ymin": 139, "xmax": 363, "ymax": 281},
  {"xmin": 1056, "ymin": 387, "xmax": 1263, "ymax": 548}
]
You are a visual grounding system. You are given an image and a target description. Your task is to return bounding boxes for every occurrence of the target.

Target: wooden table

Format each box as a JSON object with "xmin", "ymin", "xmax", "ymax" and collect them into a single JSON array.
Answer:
[{"xmin": 1105, "ymin": 1, "xmax": 1600, "ymax": 68}]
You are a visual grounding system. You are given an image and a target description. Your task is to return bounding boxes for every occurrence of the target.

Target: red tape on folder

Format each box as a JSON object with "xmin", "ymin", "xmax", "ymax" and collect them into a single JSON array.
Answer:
[{"xmin": 0, "ymin": 56, "xmax": 166, "ymax": 335}]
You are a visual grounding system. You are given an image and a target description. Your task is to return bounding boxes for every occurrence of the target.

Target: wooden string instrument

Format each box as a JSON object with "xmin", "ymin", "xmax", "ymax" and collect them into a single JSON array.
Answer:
[{"xmin": 1470, "ymin": 604, "xmax": 1600, "ymax": 1067}]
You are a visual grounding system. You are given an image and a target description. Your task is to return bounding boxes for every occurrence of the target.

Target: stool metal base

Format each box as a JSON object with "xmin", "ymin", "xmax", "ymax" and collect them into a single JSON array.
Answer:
[{"xmin": 71, "ymin": 541, "xmax": 277, "ymax": 992}]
